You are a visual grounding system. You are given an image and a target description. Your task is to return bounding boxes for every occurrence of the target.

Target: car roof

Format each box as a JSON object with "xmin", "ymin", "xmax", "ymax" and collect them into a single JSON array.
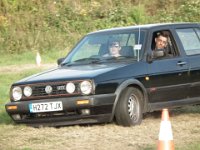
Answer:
[{"xmin": 88, "ymin": 22, "xmax": 200, "ymax": 35}]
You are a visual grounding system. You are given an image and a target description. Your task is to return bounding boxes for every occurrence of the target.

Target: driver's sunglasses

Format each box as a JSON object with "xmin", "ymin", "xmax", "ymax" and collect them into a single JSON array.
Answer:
[{"xmin": 110, "ymin": 45, "xmax": 120, "ymax": 48}]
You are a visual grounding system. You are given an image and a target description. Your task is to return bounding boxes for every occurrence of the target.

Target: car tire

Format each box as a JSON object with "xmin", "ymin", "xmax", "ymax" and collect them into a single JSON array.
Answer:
[{"xmin": 115, "ymin": 87, "xmax": 143, "ymax": 126}]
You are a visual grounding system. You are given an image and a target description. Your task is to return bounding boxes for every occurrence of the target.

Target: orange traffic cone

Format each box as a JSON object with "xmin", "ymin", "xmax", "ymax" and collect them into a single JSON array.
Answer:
[{"xmin": 157, "ymin": 109, "xmax": 174, "ymax": 150}]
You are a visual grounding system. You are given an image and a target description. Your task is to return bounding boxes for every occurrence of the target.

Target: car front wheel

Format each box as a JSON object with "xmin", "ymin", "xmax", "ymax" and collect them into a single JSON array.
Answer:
[{"xmin": 115, "ymin": 87, "xmax": 143, "ymax": 126}]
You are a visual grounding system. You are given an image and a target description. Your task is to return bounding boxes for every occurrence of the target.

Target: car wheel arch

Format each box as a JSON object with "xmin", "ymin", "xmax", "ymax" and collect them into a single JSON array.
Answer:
[{"xmin": 109, "ymin": 79, "xmax": 149, "ymax": 122}]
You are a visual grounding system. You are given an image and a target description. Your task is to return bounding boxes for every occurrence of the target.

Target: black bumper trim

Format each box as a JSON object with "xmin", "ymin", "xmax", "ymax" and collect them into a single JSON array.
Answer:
[
  {"xmin": 15, "ymin": 114, "xmax": 111, "ymax": 127},
  {"xmin": 5, "ymin": 94, "xmax": 116, "ymax": 126}
]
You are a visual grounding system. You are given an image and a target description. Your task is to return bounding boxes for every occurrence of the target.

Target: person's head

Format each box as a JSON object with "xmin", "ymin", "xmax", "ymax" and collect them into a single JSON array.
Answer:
[
  {"xmin": 155, "ymin": 31, "xmax": 169, "ymax": 50},
  {"xmin": 109, "ymin": 41, "xmax": 121, "ymax": 57}
]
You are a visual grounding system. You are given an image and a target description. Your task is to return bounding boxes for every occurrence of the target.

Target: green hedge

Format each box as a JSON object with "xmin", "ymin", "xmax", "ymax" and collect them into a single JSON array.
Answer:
[{"xmin": 0, "ymin": 0, "xmax": 200, "ymax": 54}]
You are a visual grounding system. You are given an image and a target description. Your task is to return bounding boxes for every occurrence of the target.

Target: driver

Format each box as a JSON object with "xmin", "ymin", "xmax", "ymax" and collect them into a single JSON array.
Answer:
[{"xmin": 104, "ymin": 41, "xmax": 121, "ymax": 57}]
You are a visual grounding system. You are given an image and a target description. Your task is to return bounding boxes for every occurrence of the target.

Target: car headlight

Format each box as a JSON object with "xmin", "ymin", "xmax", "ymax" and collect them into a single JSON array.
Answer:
[
  {"xmin": 66, "ymin": 82, "xmax": 76, "ymax": 94},
  {"xmin": 23, "ymin": 86, "xmax": 32, "ymax": 97},
  {"xmin": 80, "ymin": 80, "xmax": 93, "ymax": 95},
  {"xmin": 12, "ymin": 86, "xmax": 22, "ymax": 101}
]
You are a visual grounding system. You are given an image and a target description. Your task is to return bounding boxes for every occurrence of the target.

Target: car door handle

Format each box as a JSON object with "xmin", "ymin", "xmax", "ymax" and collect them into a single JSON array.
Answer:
[{"xmin": 177, "ymin": 61, "xmax": 187, "ymax": 66}]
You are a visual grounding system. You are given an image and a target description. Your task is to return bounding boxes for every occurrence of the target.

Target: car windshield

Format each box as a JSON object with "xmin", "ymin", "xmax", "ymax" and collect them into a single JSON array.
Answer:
[{"xmin": 62, "ymin": 30, "xmax": 146, "ymax": 66}]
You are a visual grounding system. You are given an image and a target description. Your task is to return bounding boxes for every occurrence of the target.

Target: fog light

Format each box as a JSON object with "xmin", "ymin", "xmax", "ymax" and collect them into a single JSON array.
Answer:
[
  {"xmin": 81, "ymin": 109, "xmax": 90, "ymax": 115},
  {"xmin": 12, "ymin": 114, "xmax": 21, "ymax": 120}
]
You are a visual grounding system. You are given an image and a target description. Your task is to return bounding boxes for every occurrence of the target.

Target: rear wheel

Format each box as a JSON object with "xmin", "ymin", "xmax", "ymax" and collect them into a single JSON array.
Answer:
[{"xmin": 115, "ymin": 87, "xmax": 143, "ymax": 126}]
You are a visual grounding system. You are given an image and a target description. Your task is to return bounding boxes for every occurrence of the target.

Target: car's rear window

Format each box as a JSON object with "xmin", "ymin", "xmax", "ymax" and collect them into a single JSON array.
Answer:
[{"xmin": 176, "ymin": 28, "xmax": 200, "ymax": 55}]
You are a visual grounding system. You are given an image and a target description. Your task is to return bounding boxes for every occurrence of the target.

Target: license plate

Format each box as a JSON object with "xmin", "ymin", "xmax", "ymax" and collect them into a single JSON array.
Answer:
[{"xmin": 29, "ymin": 101, "xmax": 63, "ymax": 113}]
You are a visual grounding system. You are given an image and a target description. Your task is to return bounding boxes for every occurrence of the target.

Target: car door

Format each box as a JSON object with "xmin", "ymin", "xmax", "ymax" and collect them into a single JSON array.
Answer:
[
  {"xmin": 146, "ymin": 28, "xmax": 190, "ymax": 103},
  {"xmin": 175, "ymin": 27, "xmax": 200, "ymax": 99}
]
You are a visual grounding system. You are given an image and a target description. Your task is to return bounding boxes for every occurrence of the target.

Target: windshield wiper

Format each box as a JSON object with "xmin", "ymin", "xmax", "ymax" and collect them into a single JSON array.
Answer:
[
  {"xmin": 60, "ymin": 57, "xmax": 101, "ymax": 66},
  {"xmin": 61, "ymin": 56, "xmax": 135, "ymax": 66},
  {"xmin": 74, "ymin": 57, "xmax": 102, "ymax": 64},
  {"xmin": 102, "ymin": 56, "xmax": 135, "ymax": 61},
  {"xmin": 61, "ymin": 58, "xmax": 102, "ymax": 66}
]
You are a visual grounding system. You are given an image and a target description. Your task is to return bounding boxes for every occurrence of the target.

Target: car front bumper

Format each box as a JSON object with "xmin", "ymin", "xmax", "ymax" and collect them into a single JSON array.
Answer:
[{"xmin": 5, "ymin": 94, "xmax": 116, "ymax": 127}]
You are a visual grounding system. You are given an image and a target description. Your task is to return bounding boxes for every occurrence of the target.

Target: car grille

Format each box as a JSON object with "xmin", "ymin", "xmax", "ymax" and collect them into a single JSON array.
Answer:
[
  {"xmin": 32, "ymin": 84, "xmax": 77, "ymax": 96},
  {"xmin": 21, "ymin": 81, "xmax": 81, "ymax": 100}
]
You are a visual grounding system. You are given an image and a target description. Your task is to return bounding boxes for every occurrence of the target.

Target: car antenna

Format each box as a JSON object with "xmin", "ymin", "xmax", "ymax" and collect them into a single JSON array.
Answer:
[
  {"xmin": 135, "ymin": 1, "xmax": 142, "ymax": 62},
  {"xmin": 137, "ymin": 25, "xmax": 141, "ymax": 62}
]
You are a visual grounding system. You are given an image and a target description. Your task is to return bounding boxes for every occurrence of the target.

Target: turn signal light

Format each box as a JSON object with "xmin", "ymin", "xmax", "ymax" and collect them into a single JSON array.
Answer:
[
  {"xmin": 7, "ymin": 105, "xmax": 18, "ymax": 110},
  {"xmin": 76, "ymin": 100, "xmax": 89, "ymax": 105}
]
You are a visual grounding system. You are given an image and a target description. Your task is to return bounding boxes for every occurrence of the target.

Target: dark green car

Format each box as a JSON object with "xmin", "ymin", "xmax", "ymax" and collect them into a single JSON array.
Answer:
[{"xmin": 5, "ymin": 23, "xmax": 200, "ymax": 127}]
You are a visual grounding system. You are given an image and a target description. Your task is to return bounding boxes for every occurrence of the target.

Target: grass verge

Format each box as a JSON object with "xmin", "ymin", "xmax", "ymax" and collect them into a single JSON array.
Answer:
[
  {"xmin": 0, "ymin": 50, "xmax": 68, "ymax": 66},
  {"xmin": 0, "ymin": 65, "xmax": 200, "ymax": 150}
]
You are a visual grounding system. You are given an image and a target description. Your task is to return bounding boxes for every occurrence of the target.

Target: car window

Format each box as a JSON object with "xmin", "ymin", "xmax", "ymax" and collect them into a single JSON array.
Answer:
[
  {"xmin": 176, "ymin": 28, "xmax": 200, "ymax": 55},
  {"xmin": 151, "ymin": 30, "xmax": 177, "ymax": 59},
  {"xmin": 71, "ymin": 39, "xmax": 100, "ymax": 61},
  {"xmin": 67, "ymin": 31, "xmax": 146, "ymax": 63}
]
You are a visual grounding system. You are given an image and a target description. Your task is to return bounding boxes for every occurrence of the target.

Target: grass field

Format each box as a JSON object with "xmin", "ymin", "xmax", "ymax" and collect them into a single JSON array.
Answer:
[
  {"xmin": 0, "ymin": 49, "xmax": 67, "ymax": 66},
  {"xmin": 0, "ymin": 57, "xmax": 200, "ymax": 150}
]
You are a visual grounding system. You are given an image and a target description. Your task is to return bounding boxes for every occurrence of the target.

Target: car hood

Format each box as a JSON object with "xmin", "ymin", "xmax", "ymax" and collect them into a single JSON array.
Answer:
[{"xmin": 16, "ymin": 63, "xmax": 128, "ymax": 84}]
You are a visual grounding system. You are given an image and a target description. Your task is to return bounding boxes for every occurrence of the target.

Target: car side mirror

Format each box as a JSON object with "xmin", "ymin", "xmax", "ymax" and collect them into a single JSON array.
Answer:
[
  {"xmin": 146, "ymin": 49, "xmax": 165, "ymax": 63},
  {"xmin": 146, "ymin": 53, "xmax": 153, "ymax": 63},
  {"xmin": 57, "ymin": 58, "xmax": 65, "ymax": 65}
]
